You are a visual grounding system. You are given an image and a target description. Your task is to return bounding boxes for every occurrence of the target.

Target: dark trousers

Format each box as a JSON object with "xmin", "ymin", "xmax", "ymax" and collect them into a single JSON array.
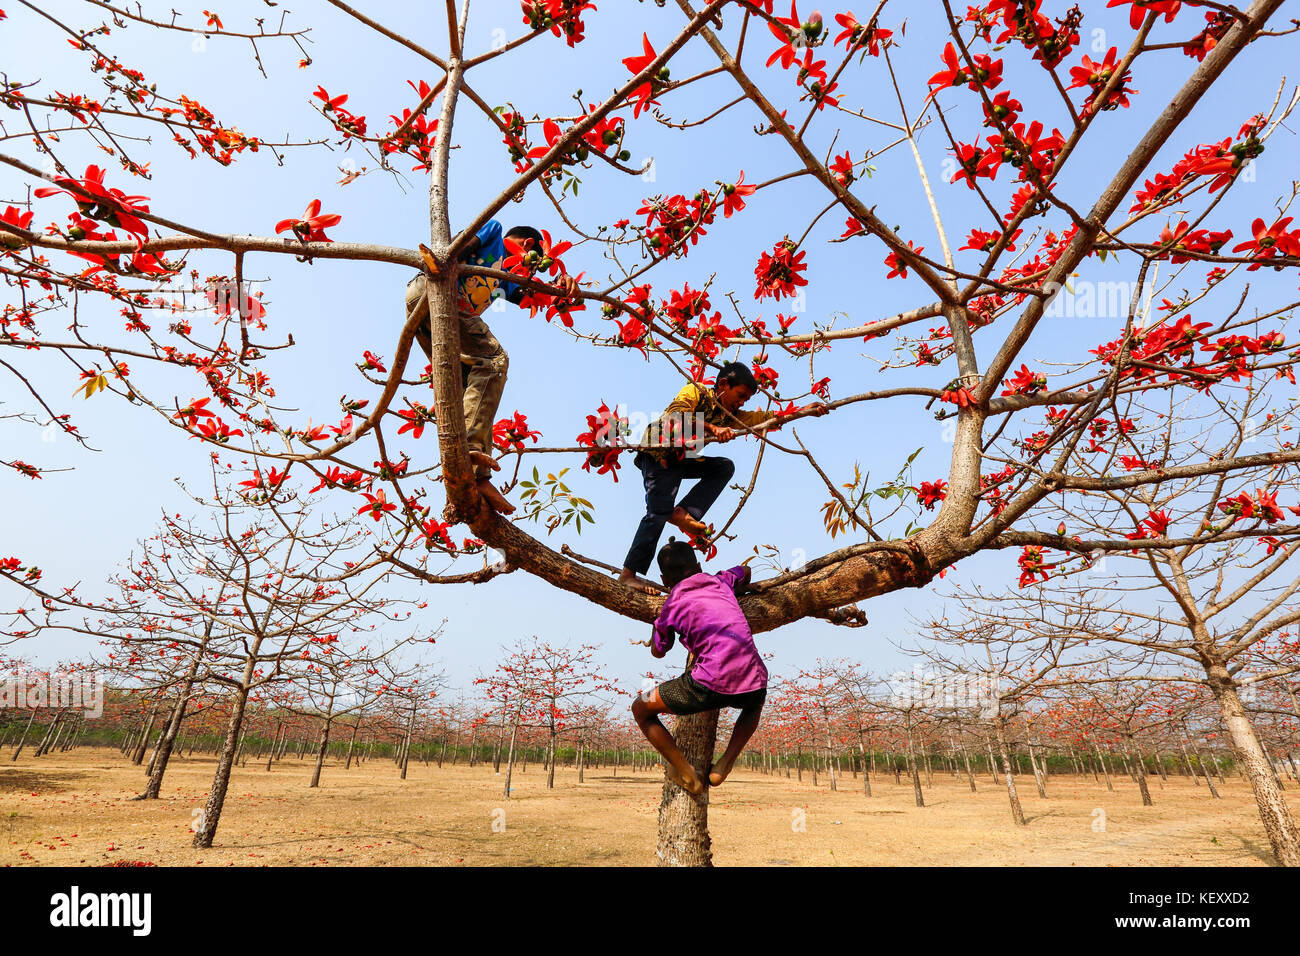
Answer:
[{"xmin": 622, "ymin": 452, "xmax": 735, "ymax": 575}]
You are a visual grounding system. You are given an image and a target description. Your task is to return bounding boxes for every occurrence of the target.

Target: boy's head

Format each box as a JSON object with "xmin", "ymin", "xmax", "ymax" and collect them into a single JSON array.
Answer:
[
  {"xmin": 715, "ymin": 361, "xmax": 759, "ymax": 412},
  {"xmin": 658, "ymin": 537, "xmax": 702, "ymax": 589},
  {"xmin": 505, "ymin": 225, "xmax": 544, "ymax": 253}
]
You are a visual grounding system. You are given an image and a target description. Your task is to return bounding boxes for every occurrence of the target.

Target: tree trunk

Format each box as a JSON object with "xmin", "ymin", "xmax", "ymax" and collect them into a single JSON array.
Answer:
[
  {"xmin": 655, "ymin": 711, "xmax": 717, "ymax": 867},
  {"xmin": 994, "ymin": 719, "xmax": 1026, "ymax": 827},
  {"xmin": 1208, "ymin": 671, "xmax": 1299, "ymax": 866},
  {"xmin": 310, "ymin": 719, "xmax": 332, "ymax": 788},
  {"xmin": 904, "ymin": 715, "xmax": 924, "ymax": 808},
  {"xmin": 193, "ymin": 682, "xmax": 252, "ymax": 849},
  {"xmin": 503, "ymin": 719, "xmax": 520, "ymax": 798},
  {"xmin": 132, "ymin": 700, "xmax": 160, "ymax": 765},
  {"xmin": 141, "ymin": 682, "xmax": 194, "ymax": 799}
]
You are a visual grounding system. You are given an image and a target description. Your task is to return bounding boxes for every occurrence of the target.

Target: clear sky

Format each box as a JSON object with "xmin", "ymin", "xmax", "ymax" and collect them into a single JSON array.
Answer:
[{"xmin": 3, "ymin": 1, "xmax": 1299, "ymax": 697}]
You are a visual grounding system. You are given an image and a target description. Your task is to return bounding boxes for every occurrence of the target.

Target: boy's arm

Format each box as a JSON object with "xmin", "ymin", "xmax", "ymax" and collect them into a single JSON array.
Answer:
[
  {"xmin": 735, "ymin": 403, "xmax": 830, "ymax": 433},
  {"xmin": 650, "ymin": 618, "xmax": 675, "ymax": 657},
  {"xmin": 719, "ymin": 565, "xmax": 752, "ymax": 595}
]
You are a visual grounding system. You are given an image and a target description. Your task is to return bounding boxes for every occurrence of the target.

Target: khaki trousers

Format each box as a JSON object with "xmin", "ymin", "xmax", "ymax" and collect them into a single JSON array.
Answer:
[{"xmin": 405, "ymin": 275, "xmax": 509, "ymax": 478}]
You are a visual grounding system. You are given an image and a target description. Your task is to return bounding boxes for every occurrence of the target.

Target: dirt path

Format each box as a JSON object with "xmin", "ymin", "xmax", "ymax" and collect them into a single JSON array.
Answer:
[{"xmin": 0, "ymin": 749, "xmax": 1289, "ymax": 866}]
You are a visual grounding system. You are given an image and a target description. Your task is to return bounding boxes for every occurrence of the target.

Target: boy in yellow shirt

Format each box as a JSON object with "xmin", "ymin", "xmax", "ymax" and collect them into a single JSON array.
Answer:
[{"xmin": 618, "ymin": 362, "xmax": 827, "ymax": 589}]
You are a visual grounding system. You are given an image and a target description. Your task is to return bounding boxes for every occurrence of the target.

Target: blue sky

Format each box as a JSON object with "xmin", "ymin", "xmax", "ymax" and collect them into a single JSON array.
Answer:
[{"xmin": 3, "ymin": 1, "xmax": 1299, "ymax": 697}]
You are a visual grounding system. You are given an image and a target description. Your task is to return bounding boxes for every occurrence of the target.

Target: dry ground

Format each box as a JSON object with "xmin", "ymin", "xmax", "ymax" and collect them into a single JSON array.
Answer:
[{"xmin": 0, "ymin": 747, "xmax": 1292, "ymax": 866}]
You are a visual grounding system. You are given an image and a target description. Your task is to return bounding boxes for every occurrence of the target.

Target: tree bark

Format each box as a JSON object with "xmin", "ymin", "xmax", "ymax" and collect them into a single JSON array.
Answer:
[
  {"xmin": 1208, "ymin": 670, "xmax": 1299, "ymax": 866},
  {"xmin": 655, "ymin": 711, "xmax": 717, "ymax": 867}
]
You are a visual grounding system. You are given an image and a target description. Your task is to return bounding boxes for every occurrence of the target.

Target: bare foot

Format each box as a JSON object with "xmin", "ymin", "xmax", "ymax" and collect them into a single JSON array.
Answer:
[
  {"xmin": 476, "ymin": 477, "xmax": 516, "ymax": 515},
  {"xmin": 708, "ymin": 762, "xmax": 732, "ymax": 787},
  {"xmin": 664, "ymin": 762, "xmax": 704, "ymax": 797},
  {"xmin": 469, "ymin": 450, "xmax": 501, "ymax": 473},
  {"xmin": 669, "ymin": 507, "xmax": 708, "ymax": 536},
  {"xmin": 618, "ymin": 567, "xmax": 661, "ymax": 595}
]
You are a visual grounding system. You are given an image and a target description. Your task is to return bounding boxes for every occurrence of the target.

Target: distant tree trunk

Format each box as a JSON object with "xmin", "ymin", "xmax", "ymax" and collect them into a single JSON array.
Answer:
[
  {"xmin": 344, "ymin": 717, "xmax": 361, "ymax": 769},
  {"xmin": 1125, "ymin": 735, "xmax": 1153, "ymax": 807},
  {"xmin": 857, "ymin": 737, "xmax": 872, "ymax": 797},
  {"xmin": 904, "ymin": 713, "xmax": 924, "ymax": 808},
  {"xmin": 1092, "ymin": 738, "xmax": 1115, "ymax": 792},
  {"xmin": 132, "ymin": 700, "xmax": 160, "ymax": 765},
  {"xmin": 1026, "ymin": 727, "xmax": 1047, "ymax": 799},
  {"xmin": 266, "ymin": 721, "xmax": 283, "ymax": 771},
  {"xmin": 503, "ymin": 718, "xmax": 520, "ymax": 798},
  {"xmin": 140, "ymin": 681, "xmax": 194, "ymax": 800},
  {"xmin": 399, "ymin": 701, "xmax": 416, "ymax": 780},
  {"xmin": 993, "ymin": 717, "xmax": 1026, "ymax": 827},
  {"xmin": 655, "ymin": 710, "xmax": 717, "ymax": 867},
  {"xmin": 310, "ymin": 718, "xmax": 333, "ymax": 789},
  {"xmin": 546, "ymin": 720, "xmax": 557, "ymax": 789}
]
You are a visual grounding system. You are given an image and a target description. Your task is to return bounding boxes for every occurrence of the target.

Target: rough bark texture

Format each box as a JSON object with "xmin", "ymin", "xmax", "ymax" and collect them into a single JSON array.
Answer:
[
  {"xmin": 1209, "ymin": 671, "xmax": 1300, "ymax": 866},
  {"xmin": 655, "ymin": 711, "xmax": 717, "ymax": 867}
]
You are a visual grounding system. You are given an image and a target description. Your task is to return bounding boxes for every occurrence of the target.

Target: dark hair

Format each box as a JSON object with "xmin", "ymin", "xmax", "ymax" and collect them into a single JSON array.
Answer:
[
  {"xmin": 716, "ymin": 361, "xmax": 758, "ymax": 392},
  {"xmin": 505, "ymin": 225, "xmax": 544, "ymax": 246},
  {"xmin": 658, "ymin": 538, "xmax": 701, "ymax": 588}
]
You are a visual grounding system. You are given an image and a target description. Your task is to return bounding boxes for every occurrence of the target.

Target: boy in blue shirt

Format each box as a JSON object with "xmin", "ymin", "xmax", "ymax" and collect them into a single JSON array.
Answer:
[{"xmin": 407, "ymin": 220, "xmax": 576, "ymax": 514}]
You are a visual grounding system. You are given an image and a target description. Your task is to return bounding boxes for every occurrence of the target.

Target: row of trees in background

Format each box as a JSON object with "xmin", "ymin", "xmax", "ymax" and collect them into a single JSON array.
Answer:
[{"xmin": 5, "ymin": 636, "xmax": 1297, "ymax": 851}]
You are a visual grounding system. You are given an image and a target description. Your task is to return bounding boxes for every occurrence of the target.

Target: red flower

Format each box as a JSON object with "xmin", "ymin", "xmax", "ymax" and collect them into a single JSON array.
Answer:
[
  {"xmin": 1107, "ymin": 0, "xmax": 1182, "ymax": 31},
  {"xmin": 754, "ymin": 239, "xmax": 808, "ymax": 301},
  {"xmin": 928, "ymin": 42, "xmax": 1002, "ymax": 92},
  {"xmin": 622, "ymin": 33, "xmax": 663, "ymax": 119},
  {"xmin": 397, "ymin": 403, "xmax": 434, "ymax": 439},
  {"xmin": 1017, "ymin": 546, "xmax": 1055, "ymax": 588},
  {"xmin": 722, "ymin": 171, "xmax": 755, "ymax": 218},
  {"xmin": 884, "ymin": 240, "xmax": 923, "ymax": 280},
  {"xmin": 917, "ymin": 480, "xmax": 947, "ymax": 511},
  {"xmin": 1067, "ymin": 48, "xmax": 1138, "ymax": 116},
  {"xmin": 1001, "ymin": 364, "xmax": 1046, "ymax": 396},
  {"xmin": 829, "ymin": 152, "xmax": 855, "ymax": 187},
  {"xmin": 1231, "ymin": 217, "xmax": 1300, "ymax": 269},
  {"xmin": 274, "ymin": 199, "xmax": 341, "ymax": 242},
  {"xmin": 358, "ymin": 490, "xmax": 397, "ymax": 521},
  {"xmin": 493, "ymin": 411, "xmax": 541, "ymax": 451}
]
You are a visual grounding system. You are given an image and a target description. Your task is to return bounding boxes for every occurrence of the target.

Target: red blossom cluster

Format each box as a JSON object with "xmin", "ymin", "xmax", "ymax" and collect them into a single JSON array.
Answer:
[
  {"xmin": 1131, "ymin": 118, "xmax": 1265, "ymax": 213},
  {"xmin": 1017, "ymin": 545, "xmax": 1055, "ymax": 587},
  {"xmin": 1067, "ymin": 48, "xmax": 1138, "ymax": 116},
  {"xmin": 754, "ymin": 238, "xmax": 808, "ymax": 300},
  {"xmin": 313, "ymin": 86, "xmax": 367, "ymax": 138},
  {"xmin": 493, "ymin": 411, "xmax": 541, "ymax": 451},
  {"xmin": 576, "ymin": 401, "xmax": 625, "ymax": 481},
  {"xmin": 636, "ymin": 190, "xmax": 717, "ymax": 258},
  {"xmin": 384, "ymin": 81, "xmax": 440, "ymax": 172},
  {"xmin": 521, "ymin": 0, "xmax": 596, "ymax": 47},
  {"xmin": 977, "ymin": 1, "xmax": 1082, "ymax": 70},
  {"xmin": 157, "ymin": 95, "xmax": 261, "ymax": 166}
]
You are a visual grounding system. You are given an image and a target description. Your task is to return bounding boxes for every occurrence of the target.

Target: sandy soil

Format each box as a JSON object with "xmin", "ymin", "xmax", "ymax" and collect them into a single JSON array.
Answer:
[{"xmin": 0, "ymin": 748, "xmax": 1290, "ymax": 866}]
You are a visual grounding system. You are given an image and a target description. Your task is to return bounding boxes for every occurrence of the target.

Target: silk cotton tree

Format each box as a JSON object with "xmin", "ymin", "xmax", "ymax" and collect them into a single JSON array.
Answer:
[
  {"xmin": 2, "ymin": 466, "xmax": 436, "ymax": 845},
  {"xmin": 4, "ymin": 1, "xmax": 1300, "ymax": 864}
]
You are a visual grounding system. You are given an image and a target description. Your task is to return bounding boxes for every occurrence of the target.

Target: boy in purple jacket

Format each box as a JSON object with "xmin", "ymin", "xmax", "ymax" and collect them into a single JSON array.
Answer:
[{"xmin": 631, "ymin": 538, "xmax": 767, "ymax": 796}]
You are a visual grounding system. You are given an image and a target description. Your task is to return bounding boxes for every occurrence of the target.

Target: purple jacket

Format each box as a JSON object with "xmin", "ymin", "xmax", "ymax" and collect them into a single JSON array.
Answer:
[{"xmin": 652, "ymin": 566, "xmax": 767, "ymax": 695}]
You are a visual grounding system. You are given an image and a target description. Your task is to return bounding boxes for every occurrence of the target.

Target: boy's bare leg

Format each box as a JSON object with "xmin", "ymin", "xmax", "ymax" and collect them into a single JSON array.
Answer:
[
  {"xmin": 469, "ymin": 451, "xmax": 501, "ymax": 473},
  {"xmin": 668, "ymin": 507, "xmax": 708, "ymax": 536},
  {"xmin": 476, "ymin": 477, "xmax": 516, "ymax": 515},
  {"xmin": 632, "ymin": 689, "xmax": 703, "ymax": 796},
  {"xmin": 709, "ymin": 703, "xmax": 762, "ymax": 787}
]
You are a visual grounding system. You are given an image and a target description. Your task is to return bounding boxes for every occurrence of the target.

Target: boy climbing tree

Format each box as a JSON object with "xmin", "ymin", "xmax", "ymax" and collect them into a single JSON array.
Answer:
[
  {"xmin": 406, "ymin": 220, "xmax": 579, "ymax": 515},
  {"xmin": 632, "ymin": 539, "xmax": 769, "ymax": 796},
  {"xmin": 619, "ymin": 362, "xmax": 828, "ymax": 590}
]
